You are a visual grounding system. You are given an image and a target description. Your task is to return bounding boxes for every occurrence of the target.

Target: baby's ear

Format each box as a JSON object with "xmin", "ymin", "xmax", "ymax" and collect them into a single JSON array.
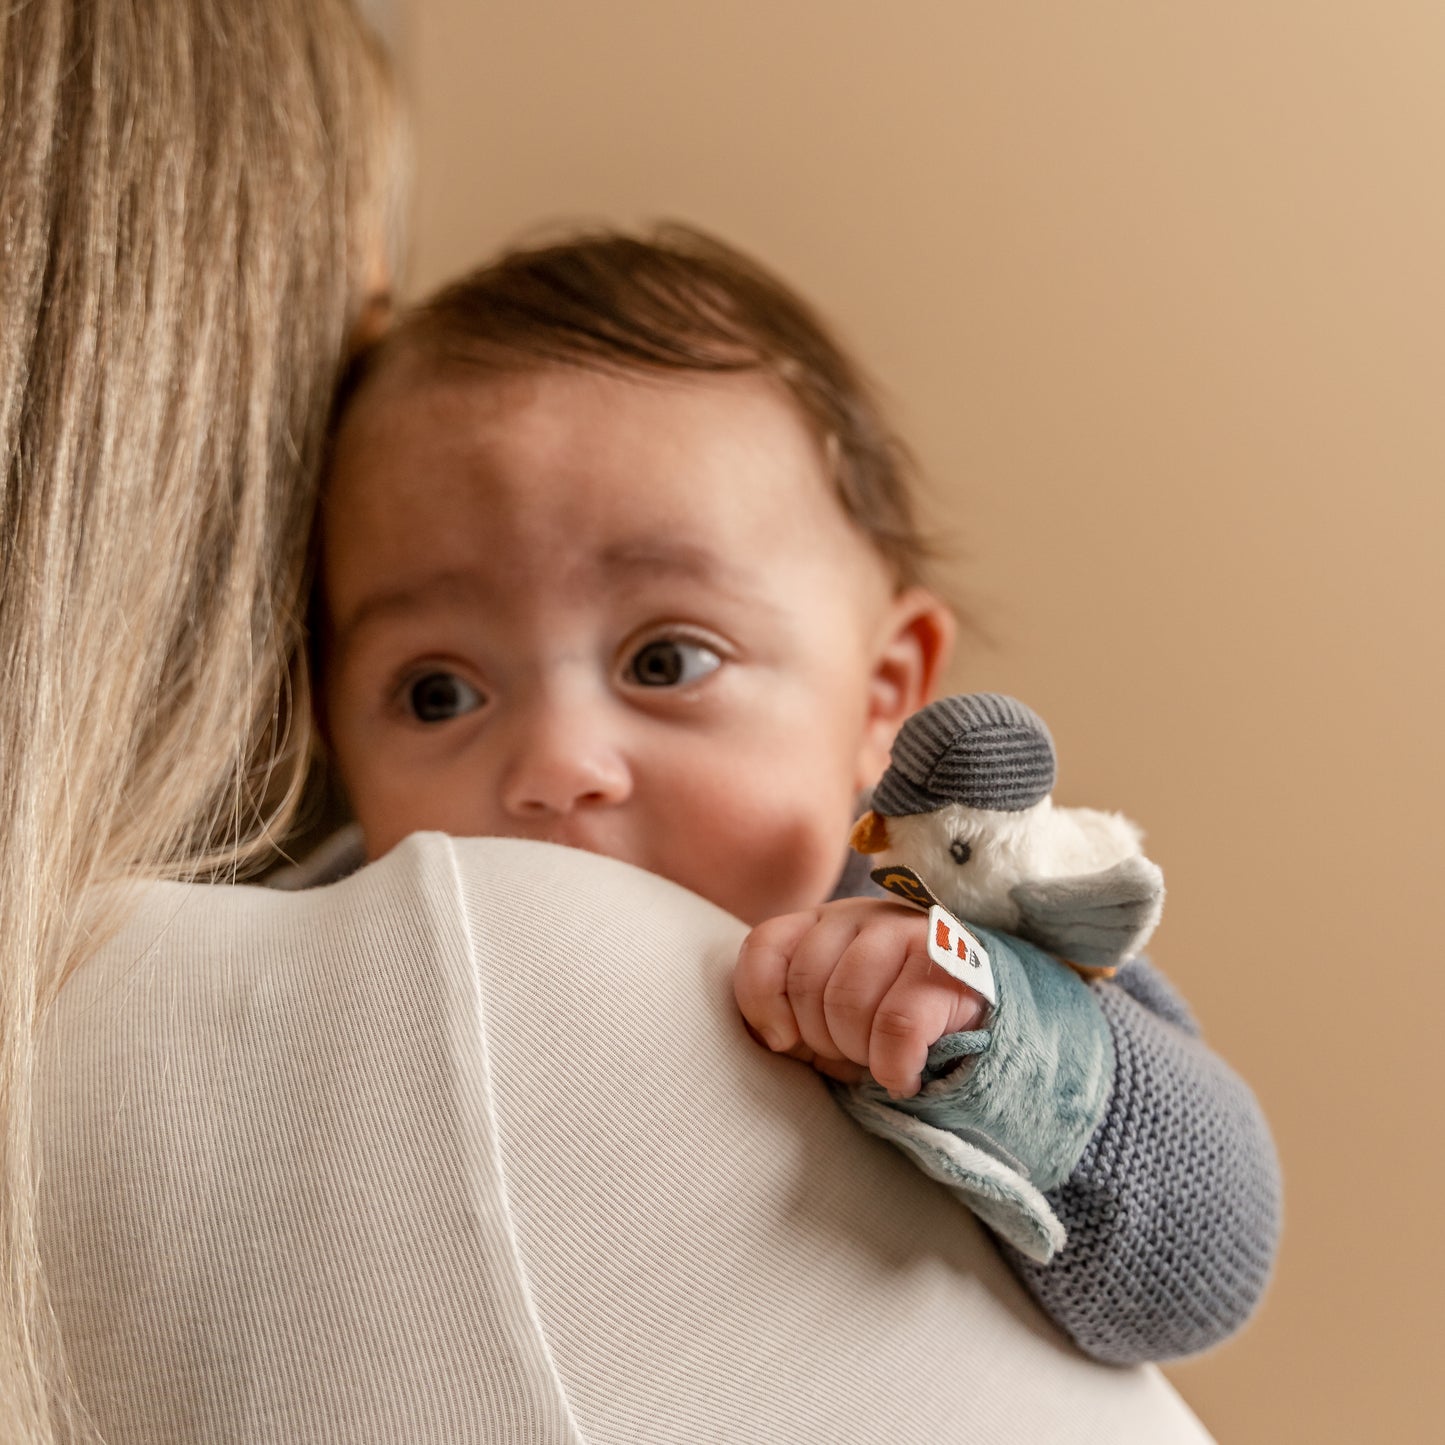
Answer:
[{"xmin": 857, "ymin": 588, "xmax": 955, "ymax": 789}]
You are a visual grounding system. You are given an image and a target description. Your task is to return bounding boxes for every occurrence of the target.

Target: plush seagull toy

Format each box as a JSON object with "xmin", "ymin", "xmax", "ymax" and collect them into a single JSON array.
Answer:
[{"xmin": 851, "ymin": 693, "xmax": 1164, "ymax": 974}]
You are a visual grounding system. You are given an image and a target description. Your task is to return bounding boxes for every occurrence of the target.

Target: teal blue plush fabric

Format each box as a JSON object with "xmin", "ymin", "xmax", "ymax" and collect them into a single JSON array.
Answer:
[{"xmin": 837, "ymin": 926, "xmax": 1113, "ymax": 1262}]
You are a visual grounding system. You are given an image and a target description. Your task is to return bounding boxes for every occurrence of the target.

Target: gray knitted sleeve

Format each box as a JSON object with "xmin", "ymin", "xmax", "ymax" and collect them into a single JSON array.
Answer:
[
  {"xmin": 832, "ymin": 829, "xmax": 1282, "ymax": 1360},
  {"xmin": 999, "ymin": 959, "xmax": 1282, "ymax": 1363}
]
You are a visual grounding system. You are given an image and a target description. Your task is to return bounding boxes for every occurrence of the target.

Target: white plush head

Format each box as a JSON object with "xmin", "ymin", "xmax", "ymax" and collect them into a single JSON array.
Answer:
[
  {"xmin": 874, "ymin": 800, "xmax": 1053, "ymax": 929},
  {"xmin": 870, "ymin": 797, "xmax": 1147, "ymax": 931}
]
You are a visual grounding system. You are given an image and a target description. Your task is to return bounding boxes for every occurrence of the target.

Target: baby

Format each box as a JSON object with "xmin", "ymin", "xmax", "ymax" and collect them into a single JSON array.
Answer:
[
  {"xmin": 314, "ymin": 226, "xmax": 1279, "ymax": 1361},
  {"xmin": 318, "ymin": 226, "xmax": 982, "ymax": 1098}
]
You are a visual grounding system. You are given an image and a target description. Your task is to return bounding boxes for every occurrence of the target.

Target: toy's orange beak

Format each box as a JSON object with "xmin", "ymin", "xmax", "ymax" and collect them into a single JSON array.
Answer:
[{"xmin": 849, "ymin": 810, "xmax": 890, "ymax": 855}]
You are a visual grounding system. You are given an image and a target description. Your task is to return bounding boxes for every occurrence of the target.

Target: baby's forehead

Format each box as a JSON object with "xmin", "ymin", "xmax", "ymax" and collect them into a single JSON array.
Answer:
[
  {"xmin": 326, "ymin": 351, "xmax": 892, "ymax": 587},
  {"xmin": 334, "ymin": 348, "xmax": 821, "ymax": 483},
  {"xmin": 336, "ymin": 337, "xmax": 488, "ymax": 433},
  {"xmin": 325, "ymin": 348, "xmax": 536, "ymax": 513}
]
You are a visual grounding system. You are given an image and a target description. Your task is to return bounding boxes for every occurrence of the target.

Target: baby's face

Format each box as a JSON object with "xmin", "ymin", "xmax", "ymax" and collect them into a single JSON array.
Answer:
[{"xmin": 320, "ymin": 362, "xmax": 912, "ymax": 924}]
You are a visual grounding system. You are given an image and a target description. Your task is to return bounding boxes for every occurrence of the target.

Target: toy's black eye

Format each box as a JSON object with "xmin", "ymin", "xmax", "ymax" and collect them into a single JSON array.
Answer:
[{"xmin": 950, "ymin": 838, "xmax": 972, "ymax": 865}]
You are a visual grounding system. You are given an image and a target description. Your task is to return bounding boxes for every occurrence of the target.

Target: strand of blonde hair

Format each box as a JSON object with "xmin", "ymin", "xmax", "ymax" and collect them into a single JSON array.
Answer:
[{"xmin": 0, "ymin": 3, "xmax": 403, "ymax": 1438}]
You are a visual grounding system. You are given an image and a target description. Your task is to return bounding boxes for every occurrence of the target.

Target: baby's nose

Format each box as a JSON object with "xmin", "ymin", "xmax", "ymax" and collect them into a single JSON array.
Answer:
[{"xmin": 499, "ymin": 706, "xmax": 633, "ymax": 818}]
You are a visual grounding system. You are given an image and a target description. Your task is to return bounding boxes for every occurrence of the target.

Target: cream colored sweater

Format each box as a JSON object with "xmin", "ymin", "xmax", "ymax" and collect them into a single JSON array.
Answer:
[{"xmin": 38, "ymin": 834, "xmax": 1212, "ymax": 1443}]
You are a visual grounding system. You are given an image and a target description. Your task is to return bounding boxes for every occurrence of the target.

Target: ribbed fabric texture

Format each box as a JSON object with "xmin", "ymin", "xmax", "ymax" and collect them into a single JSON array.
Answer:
[
  {"xmin": 874, "ymin": 692, "xmax": 1057, "ymax": 816},
  {"xmin": 38, "ymin": 836, "xmax": 1220, "ymax": 1442},
  {"xmin": 37, "ymin": 846, "xmax": 584, "ymax": 1444},
  {"xmin": 1004, "ymin": 964, "xmax": 1283, "ymax": 1363}
]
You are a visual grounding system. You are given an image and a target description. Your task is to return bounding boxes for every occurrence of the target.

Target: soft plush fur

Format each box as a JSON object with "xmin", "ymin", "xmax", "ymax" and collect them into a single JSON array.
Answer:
[
  {"xmin": 844, "ymin": 1094, "xmax": 1067, "ymax": 1262},
  {"xmin": 839, "ymin": 924, "xmax": 1115, "ymax": 1263},
  {"xmin": 871, "ymin": 800, "xmax": 1162, "ymax": 968},
  {"xmin": 876, "ymin": 800, "xmax": 1143, "ymax": 931}
]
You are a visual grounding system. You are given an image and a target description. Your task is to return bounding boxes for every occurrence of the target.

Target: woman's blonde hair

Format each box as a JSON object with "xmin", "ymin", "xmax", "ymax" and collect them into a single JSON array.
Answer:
[{"xmin": 0, "ymin": 2, "xmax": 402, "ymax": 1437}]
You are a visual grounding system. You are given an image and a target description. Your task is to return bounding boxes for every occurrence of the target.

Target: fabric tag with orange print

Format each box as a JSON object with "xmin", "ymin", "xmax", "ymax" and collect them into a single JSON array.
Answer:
[
  {"xmin": 926, "ymin": 904, "xmax": 997, "ymax": 1009},
  {"xmin": 870, "ymin": 862, "xmax": 997, "ymax": 1010}
]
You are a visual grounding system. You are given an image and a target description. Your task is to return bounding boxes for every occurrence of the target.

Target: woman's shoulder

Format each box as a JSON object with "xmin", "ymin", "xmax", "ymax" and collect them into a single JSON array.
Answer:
[
  {"xmin": 39, "ymin": 834, "xmax": 636, "ymax": 1442},
  {"xmin": 71, "ymin": 833, "xmax": 745, "ymax": 1013},
  {"xmin": 263, "ymin": 829, "xmax": 748, "ymax": 960}
]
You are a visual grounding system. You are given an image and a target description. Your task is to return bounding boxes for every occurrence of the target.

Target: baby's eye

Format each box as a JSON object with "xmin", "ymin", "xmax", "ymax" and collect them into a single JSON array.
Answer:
[
  {"xmin": 405, "ymin": 671, "xmax": 483, "ymax": 723},
  {"xmin": 625, "ymin": 636, "xmax": 723, "ymax": 689}
]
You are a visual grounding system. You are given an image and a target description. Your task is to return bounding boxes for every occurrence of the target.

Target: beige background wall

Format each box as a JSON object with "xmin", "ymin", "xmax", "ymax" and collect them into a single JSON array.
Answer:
[{"xmin": 389, "ymin": 3, "xmax": 1443, "ymax": 1440}]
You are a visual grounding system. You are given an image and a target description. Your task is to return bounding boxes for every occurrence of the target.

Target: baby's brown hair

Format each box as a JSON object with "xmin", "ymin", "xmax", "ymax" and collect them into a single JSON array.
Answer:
[{"xmin": 343, "ymin": 224, "xmax": 934, "ymax": 589}]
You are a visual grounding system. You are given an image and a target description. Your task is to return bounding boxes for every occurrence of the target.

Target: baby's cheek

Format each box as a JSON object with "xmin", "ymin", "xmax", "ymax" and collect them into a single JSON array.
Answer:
[
  {"xmin": 348, "ymin": 780, "xmax": 416, "ymax": 861},
  {"xmin": 660, "ymin": 778, "xmax": 854, "ymax": 926},
  {"xmin": 348, "ymin": 769, "xmax": 469, "ymax": 860}
]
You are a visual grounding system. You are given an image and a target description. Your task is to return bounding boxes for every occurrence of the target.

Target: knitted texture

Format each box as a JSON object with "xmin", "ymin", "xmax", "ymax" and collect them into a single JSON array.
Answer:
[
  {"xmin": 1004, "ymin": 961, "xmax": 1282, "ymax": 1363},
  {"xmin": 1111, "ymin": 952, "xmax": 1199, "ymax": 1035},
  {"xmin": 873, "ymin": 692, "xmax": 1057, "ymax": 816}
]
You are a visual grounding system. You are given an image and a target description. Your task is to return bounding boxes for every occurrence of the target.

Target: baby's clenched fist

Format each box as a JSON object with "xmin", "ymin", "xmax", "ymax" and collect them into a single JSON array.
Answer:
[{"xmin": 733, "ymin": 896, "xmax": 987, "ymax": 1098}]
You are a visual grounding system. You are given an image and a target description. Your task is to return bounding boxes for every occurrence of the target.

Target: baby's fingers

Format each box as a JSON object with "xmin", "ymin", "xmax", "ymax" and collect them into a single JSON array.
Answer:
[
  {"xmin": 819, "ymin": 928, "xmax": 911, "ymax": 1070},
  {"xmin": 868, "ymin": 954, "xmax": 986, "ymax": 1099},
  {"xmin": 733, "ymin": 909, "xmax": 822, "ymax": 1054}
]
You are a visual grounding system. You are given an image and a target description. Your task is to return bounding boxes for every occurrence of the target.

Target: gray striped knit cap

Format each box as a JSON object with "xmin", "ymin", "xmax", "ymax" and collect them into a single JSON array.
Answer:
[{"xmin": 874, "ymin": 693, "xmax": 1056, "ymax": 816}]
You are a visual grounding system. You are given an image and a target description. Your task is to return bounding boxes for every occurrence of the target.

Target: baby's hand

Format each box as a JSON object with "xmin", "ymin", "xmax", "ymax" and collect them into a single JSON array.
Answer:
[{"xmin": 733, "ymin": 896, "xmax": 986, "ymax": 1099}]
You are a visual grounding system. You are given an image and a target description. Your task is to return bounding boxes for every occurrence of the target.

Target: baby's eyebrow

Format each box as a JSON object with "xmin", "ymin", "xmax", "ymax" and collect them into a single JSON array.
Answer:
[
  {"xmin": 336, "ymin": 569, "xmax": 483, "ymax": 643},
  {"xmin": 333, "ymin": 543, "xmax": 763, "ymax": 654},
  {"xmin": 595, "ymin": 540, "xmax": 743, "ymax": 588}
]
